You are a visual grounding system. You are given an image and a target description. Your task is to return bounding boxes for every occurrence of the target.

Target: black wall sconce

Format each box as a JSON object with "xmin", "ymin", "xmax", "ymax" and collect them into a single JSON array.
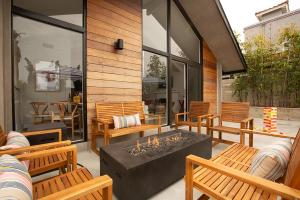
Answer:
[{"xmin": 115, "ymin": 39, "xmax": 124, "ymax": 50}]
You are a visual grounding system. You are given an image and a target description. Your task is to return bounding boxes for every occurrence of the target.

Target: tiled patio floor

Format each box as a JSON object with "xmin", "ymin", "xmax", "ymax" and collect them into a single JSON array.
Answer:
[{"xmin": 36, "ymin": 118, "xmax": 300, "ymax": 200}]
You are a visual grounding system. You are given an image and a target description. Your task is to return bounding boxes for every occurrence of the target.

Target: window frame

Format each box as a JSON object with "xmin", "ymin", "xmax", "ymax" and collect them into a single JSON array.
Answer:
[
  {"xmin": 142, "ymin": 0, "xmax": 203, "ymax": 125},
  {"xmin": 11, "ymin": 0, "xmax": 87, "ymax": 143}
]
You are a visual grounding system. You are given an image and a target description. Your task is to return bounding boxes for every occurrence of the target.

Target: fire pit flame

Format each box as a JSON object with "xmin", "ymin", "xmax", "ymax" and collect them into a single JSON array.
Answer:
[{"xmin": 129, "ymin": 132, "xmax": 188, "ymax": 156}]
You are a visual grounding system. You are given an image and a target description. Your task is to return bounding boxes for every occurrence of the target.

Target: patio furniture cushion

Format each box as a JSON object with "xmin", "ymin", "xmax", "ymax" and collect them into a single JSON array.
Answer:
[
  {"xmin": 249, "ymin": 138, "xmax": 292, "ymax": 181},
  {"xmin": 0, "ymin": 131, "xmax": 30, "ymax": 168},
  {"xmin": 0, "ymin": 131, "xmax": 30, "ymax": 150},
  {"xmin": 0, "ymin": 154, "xmax": 32, "ymax": 200},
  {"xmin": 113, "ymin": 114, "xmax": 141, "ymax": 129}
]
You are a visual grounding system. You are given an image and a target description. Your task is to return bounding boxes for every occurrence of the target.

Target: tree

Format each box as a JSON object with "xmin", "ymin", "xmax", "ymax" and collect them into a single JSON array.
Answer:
[
  {"xmin": 146, "ymin": 55, "xmax": 166, "ymax": 80},
  {"xmin": 232, "ymin": 24, "xmax": 300, "ymax": 108}
]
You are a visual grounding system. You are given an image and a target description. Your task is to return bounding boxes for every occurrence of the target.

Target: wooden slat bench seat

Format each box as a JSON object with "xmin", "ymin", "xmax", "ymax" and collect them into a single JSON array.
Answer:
[
  {"xmin": 13, "ymin": 145, "xmax": 112, "ymax": 200},
  {"xmin": 175, "ymin": 101, "xmax": 211, "ymax": 134},
  {"xmin": 185, "ymin": 129, "xmax": 300, "ymax": 200},
  {"xmin": 34, "ymin": 168, "xmax": 112, "ymax": 200},
  {"xmin": 91, "ymin": 101, "xmax": 161, "ymax": 153},
  {"xmin": 0, "ymin": 127, "xmax": 73, "ymax": 176},
  {"xmin": 208, "ymin": 102, "xmax": 253, "ymax": 146}
]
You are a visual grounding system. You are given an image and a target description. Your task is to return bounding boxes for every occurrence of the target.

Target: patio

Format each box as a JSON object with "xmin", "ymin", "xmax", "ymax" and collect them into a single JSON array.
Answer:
[{"xmin": 70, "ymin": 118, "xmax": 299, "ymax": 200}]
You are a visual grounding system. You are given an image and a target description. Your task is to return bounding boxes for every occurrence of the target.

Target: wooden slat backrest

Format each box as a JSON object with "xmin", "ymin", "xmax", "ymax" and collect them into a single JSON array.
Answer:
[
  {"xmin": 221, "ymin": 102, "xmax": 250, "ymax": 123},
  {"xmin": 96, "ymin": 103, "xmax": 124, "ymax": 124},
  {"xmin": 284, "ymin": 128, "xmax": 300, "ymax": 189},
  {"xmin": 95, "ymin": 102, "xmax": 145, "ymax": 125},
  {"xmin": 0, "ymin": 126, "xmax": 7, "ymax": 146},
  {"xmin": 189, "ymin": 101, "xmax": 210, "ymax": 118},
  {"xmin": 123, "ymin": 101, "xmax": 145, "ymax": 119}
]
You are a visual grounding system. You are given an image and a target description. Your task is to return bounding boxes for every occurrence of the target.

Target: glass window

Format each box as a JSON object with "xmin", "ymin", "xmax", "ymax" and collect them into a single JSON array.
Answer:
[
  {"xmin": 142, "ymin": 51, "xmax": 167, "ymax": 124},
  {"xmin": 13, "ymin": 15, "xmax": 84, "ymax": 142},
  {"xmin": 142, "ymin": 0, "xmax": 167, "ymax": 52},
  {"xmin": 171, "ymin": 0, "xmax": 200, "ymax": 62},
  {"xmin": 188, "ymin": 65, "xmax": 201, "ymax": 105},
  {"xmin": 170, "ymin": 60, "xmax": 186, "ymax": 123},
  {"xmin": 13, "ymin": 0, "xmax": 83, "ymax": 26}
]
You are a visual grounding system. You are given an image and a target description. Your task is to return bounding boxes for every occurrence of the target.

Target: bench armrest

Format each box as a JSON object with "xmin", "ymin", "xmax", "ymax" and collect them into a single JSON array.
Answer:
[
  {"xmin": 241, "ymin": 129, "xmax": 295, "ymax": 139},
  {"xmin": 241, "ymin": 117, "xmax": 253, "ymax": 123},
  {"xmin": 186, "ymin": 155, "xmax": 300, "ymax": 200},
  {"xmin": 97, "ymin": 119, "xmax": 111, "ymax": 125},
  {"xmin": 39, "ymin": 175, "xmax": 113, "ymax": 200},
  {"xmin": 208, "ymin": 114, "xmax": 220, "ymax": 120},
  {"xmin": 175, "ymin": 112, "xmax": 189, "ymax": 117},
  {"xmin": 22, "ymin": 129, "xmax": 62, "ymax": 142},
  {"xmin": 0, "ymin": 140, "xmax": 71, "ymax": 156},
  {"xmin": 197, "ymin": 114, "xmax": 213, "ymax": 120}
]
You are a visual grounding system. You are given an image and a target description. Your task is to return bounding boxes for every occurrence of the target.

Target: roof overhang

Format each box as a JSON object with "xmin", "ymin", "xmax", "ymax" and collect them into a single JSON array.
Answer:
[{"xmin": 178, "ymin": 0, "xmax": 247, "ymax": 74}]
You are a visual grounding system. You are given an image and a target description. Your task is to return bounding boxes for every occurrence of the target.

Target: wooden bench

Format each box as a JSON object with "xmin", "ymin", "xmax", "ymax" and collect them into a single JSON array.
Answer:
[
  {"xmin": 185, "ymin": 129, "xmax": 300, "ymax": 200},
  {"xmin": 175, "ymin": 101, "xmax": 211, "ymax": 134},
  {"xmin": 0, "ymin": 127, "xmax": 73, "ymax": 176},
  {"xmin": 14, "ymin": 145, "xmax": 112, "ymax": 200},
  {"xmin": 208, "ymin": 102, "xmax": 253, "ymax": 146},
  {"xmin": 91, "ymin": 102, "xmax": 161, "ymax": 152}
]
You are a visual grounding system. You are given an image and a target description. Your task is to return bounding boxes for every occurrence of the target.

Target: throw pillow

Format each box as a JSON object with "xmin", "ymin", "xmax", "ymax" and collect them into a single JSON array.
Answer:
[
  {"xmin": 0, "ymin": 131, "xmax": 30, "ymax": 169},
  {"xmin": 0, "ymin": 154, "xmax": 32, "ymax": 200},
  {"xmin": 113, "ymin": 114, "xmax": 141, "ymax": 129},
  {"xmin": 249, "ymin": 139, "xmax": 292, "ymax": 181}
]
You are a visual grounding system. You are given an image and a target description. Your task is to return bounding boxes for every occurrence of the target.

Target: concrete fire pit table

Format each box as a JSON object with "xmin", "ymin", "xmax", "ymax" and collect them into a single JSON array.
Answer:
[{"xmin": 100, "ymin": 130, "xmax": 212, "ymax": 200}]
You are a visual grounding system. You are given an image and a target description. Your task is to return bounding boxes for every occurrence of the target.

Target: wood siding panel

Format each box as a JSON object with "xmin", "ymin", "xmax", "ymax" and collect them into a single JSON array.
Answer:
[
  {"xmin": 203, "ymin": 42, "xmax": 217, "ymax": 113},
  {"xmin": 87, "ymin": 0, "xmax": 142, "ymax": 134}
]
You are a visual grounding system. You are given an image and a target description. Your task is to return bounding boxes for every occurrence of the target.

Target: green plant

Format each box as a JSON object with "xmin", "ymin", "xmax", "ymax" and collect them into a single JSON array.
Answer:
[{"xmin": 232, "ymin": 24, "xmax": 300, "ymax": 108}]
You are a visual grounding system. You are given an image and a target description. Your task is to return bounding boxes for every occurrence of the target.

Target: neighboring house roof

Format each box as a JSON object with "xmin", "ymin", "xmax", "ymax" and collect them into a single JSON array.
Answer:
[
  {"xmin": 255, "ymin": 1, "xmax": 289, "ymax": 21},
  {"xmin": 178, "ymin": 0, "xmax": 247, "ymax": 74}
]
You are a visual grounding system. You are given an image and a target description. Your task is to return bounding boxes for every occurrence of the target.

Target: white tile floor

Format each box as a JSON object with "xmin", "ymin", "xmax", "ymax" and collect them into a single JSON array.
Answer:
[{"xmin": 34, "ymin": 118, "xmax": 300, "ymax": 200}]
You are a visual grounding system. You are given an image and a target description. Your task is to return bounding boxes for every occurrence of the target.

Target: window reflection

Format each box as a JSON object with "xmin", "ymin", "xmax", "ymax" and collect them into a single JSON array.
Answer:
[
  {"xmin": 13, "ymin": 0, "xmax": 83, "ymax": 26},
  {"xmin": 142, "ymin": 0, "xmax": 167, "ymax": 52},
  {"xmin": 142, "ymin": 52, "xmax": 167, "ymax": 124},
  {"xmin": 171, "ymin": 0, "xmax": 200, "ymax": 62},
  {"xmin": 13, "ymin": 15, "xmax": 84, "ymax": 141}
]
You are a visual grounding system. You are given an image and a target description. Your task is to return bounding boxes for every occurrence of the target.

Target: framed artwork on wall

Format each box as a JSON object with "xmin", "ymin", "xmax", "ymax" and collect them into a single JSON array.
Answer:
[{"xmin": 35, "ymin": 61, "xmax": 60, "ymax": 91}]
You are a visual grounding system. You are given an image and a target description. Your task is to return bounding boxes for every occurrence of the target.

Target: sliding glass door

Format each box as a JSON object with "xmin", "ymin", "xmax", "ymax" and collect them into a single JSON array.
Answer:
[{"xmin": 170, "ymin": 60, "xmax": 186, "ymax": 123}]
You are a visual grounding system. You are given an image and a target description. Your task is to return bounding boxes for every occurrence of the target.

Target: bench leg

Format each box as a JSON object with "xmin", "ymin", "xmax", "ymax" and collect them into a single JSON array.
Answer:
[
  {"xmin": 189, "ymin": 126, "xmax": 192, "ymax": 131},
  {"xmin": 218, "ymin": 131, "xmax": 222, "ymax": 140},
  {"xmin": 240, "ymin": 131, "xmax": 245, "ymax": 145},
  {"xmin": 139, "ymin": 131, "xmax": 144, "ymax": 137},
  {"xmin": 104, "ymin": 134, "xmax": 110, "ymax": 146},
  {"xmin": 103, "ymin": 184, "xmax": 113, "ymax": 200},
  {"xmin": 185, "ymin": 158, "xmax": 193, "ymax": 200},
  {"xmin": 197, "ymin": 126, "xmax": 201, "ymax": 134},
  {"xmin": 158, "ymin": 127, "xmax": 161, "ymax": 134}
]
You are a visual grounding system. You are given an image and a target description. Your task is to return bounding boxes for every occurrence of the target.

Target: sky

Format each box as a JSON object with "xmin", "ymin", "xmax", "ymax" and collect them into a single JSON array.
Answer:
[{"xmin": 219, "ymin": 0, "xmax": 300, "ymax": 40}]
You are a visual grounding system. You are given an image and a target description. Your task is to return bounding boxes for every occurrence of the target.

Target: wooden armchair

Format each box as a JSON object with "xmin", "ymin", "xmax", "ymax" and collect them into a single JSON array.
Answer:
[
  {"xmin": 14, "ymin": 146, "xmax": 113, "ymax": 200},
  {"xmin": 0, "ymin": 127, "xmax": 74, "ymax": 176},
  {"xmin": 51, "ymin": 102, "xmax": 82, "ymax": 139},
  {"xmin": 31, "ymin": 102, "xmax": 51, "ymax": 124},
  {"xmin": 208, "ymin": 102, "xmax": 253, "ymax": 146},
  {"xmin": 185, "ymin": 129, "xmax": 300, "ymax": 200},
  {"xmin": 175, "ymin": 101, "xmax": 211, "ymax": 134}
]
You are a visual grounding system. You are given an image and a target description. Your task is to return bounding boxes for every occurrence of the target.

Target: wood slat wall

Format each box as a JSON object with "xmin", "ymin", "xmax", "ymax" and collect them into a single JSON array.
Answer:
[
  {"xmin": 203, "ymin": 42, "xmax": 217, "ymax": 113},
  {"xmin": 87, "ymin": 0, "xmax": 142, "ymax": 133}
]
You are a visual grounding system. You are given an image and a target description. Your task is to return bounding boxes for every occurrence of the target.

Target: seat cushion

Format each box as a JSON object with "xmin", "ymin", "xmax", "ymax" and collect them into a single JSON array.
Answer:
[
  {"xmin": 0, "ymin": 154, "xmax": 32, "ymax": 200},
  {"xmin": 113, "ymin": 114, "xmax": 141, "ymax": 129},
  {"xmin": 249, "ymin": 138, "xmax": 292, "ymax": 181}
]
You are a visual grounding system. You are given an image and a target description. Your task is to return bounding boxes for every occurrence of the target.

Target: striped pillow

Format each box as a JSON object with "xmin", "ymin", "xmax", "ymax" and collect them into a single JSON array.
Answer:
[
  {"xmin": 249, "ymin": 139, "xmax": 292, "ymax": 181},
  {"xmin": 113, "ymin": 114, "xmax": 141, "ymax": 129},
  {"xmin": 0, "ymin": 131, "xmax": 30, "ymax": 169},
  {"xmin": 0, "ymin": 154, "xmax": 32, "ymax": 200}
]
